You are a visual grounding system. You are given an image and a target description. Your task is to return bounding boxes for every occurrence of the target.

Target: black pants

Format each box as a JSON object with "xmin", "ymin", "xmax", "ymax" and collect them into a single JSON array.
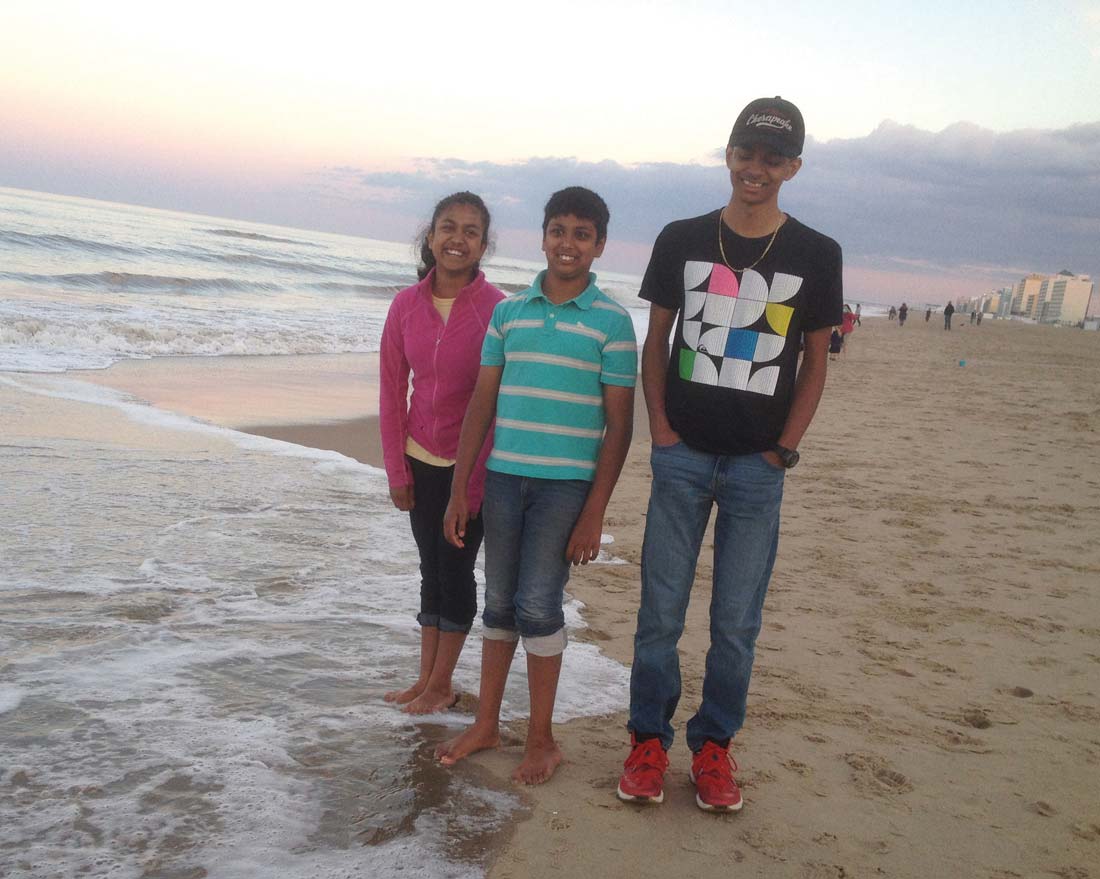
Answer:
[{"xmin": 406, "ymin": 456, "xmax": 483, "ymax": 632}]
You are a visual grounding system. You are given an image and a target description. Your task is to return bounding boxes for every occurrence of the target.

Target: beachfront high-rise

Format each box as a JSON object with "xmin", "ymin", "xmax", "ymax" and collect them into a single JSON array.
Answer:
[
  {"xmin": 990, "ymin": 287, "xmax": 1014, "ymax": 317},
  {"xmin": 971, "ymin": 287, "xmax": 1014, "ymax": 317},
  {"xmin": 1010, "ymin": 273, "xmax": 1046, "ymax": 318},
  {"xmin": 1008, "ymin": 271, "xmax": 1095, "ymax": 325},
  {"xmin": 1033, "ymin": 271, "xmax": 1095, "ymax": 325}
]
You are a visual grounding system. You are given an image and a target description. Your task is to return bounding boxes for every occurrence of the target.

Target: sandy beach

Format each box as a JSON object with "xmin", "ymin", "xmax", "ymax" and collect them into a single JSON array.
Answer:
[
  {"xmin": 47, "ymin": 317, "xmax": 1100, "ymax": 877},
  {"xmin": 489, "ymin": 316, "xmax": 1100, "ymax": 879}
]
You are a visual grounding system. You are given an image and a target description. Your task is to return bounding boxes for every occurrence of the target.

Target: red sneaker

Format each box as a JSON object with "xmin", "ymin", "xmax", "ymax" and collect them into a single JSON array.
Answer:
[
  {"xmin": 690, "ymin": 741, "xmax": 743, "ymax": 812},
  {"xmin": 617, "ymin": 734, "xmax": 669, "ymax": 803}
]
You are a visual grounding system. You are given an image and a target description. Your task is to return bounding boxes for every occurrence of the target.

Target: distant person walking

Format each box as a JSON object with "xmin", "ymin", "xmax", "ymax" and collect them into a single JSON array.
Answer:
[
  {"xmin": 888, "ymin": 306, "xmax": 896, "ymax": 321},
  {"xmin": 970, "ymin": 310, "xmax": 976, "ymax": 325},
  {"xmin": 379, "ymin": 192, "xmax": 505, "ymax": 715},
  {"xmin": 976, "ymin": 310, "xmax": 983, "ymax": 325},
  {"xmin": 898, "ymin": 302, "xmax": 908, "ymax": 326},
  {"xmin": 855, "ymin": 303, "xmax": 862, "ymax": 326},
  {"xmin": 925, "ymin": 307, "xmax": 931, "ymax": 322},
  {"xmin": 943, "ymin": 301, "xmax": 955, "ymax": 330}
]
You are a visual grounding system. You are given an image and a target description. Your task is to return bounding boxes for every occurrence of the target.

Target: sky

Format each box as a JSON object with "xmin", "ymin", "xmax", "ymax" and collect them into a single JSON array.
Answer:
[{"xmin": 2, "ymin": 0, "xmax": 1099, "ymax": 306}]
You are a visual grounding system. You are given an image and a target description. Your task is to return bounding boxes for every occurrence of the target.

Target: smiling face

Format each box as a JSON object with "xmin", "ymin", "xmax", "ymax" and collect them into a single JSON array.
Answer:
[
  {"xmin": 726, "ymin": 144, "xmax": 802, "ymax": 208},
  {"xmin": 427, "ymin": 203, "xmax": 488, "ymax": 280},
  {"xmin": 541, "ymin": 213, "xmax": 605, "ymax": 285}
]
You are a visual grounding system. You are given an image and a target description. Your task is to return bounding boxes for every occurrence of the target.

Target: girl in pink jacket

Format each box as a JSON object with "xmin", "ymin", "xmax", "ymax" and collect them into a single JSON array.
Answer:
[{"xmin": 379, "ymin": 192, "xmax": 505, "ymax": 714}]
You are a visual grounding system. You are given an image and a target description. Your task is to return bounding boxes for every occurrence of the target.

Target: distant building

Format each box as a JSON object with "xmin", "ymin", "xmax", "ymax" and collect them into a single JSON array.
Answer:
[
  {"xmin": 1034, "ymin": 271, "xmax": 1094, "ymax": 326},
  {"xmin": 990, "ymin": 287, "xmax": 1014, "ymax": 317},
  {"xmin": 1011, "ymin": 273, "xmax": 1046, "ymax": 318},
  {"xmin": 1000, "ymin": 271, "xmax": 1095, "ymax": 325}
]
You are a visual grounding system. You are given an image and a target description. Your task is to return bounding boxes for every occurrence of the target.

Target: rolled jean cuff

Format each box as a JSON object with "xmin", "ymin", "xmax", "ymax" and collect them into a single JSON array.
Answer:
[
  {"xmin": 482, "ymin": 625, "xmax": 520, "ymax": 643},
  {"xmin": 438, "ymin": 615, "xmax": 472, "ymax": 635},
  {"xmin": 523, "ymin": 627, "xmax": 567, "ymax": 657},
  {"xmin": 418, "ymin": 613, "xmax": 473, "ymax": 634}
]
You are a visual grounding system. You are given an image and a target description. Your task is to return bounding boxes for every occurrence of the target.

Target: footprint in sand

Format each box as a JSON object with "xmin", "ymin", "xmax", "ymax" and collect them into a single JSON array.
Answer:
[
  {"xmin": 1050, "ymin": 867, "xmax": 1091, "ymax": 879},
  {"xmin": 800, "ymin": 864, "xmax": 850, "ymax": 879},
  {"xmin": 933, "ymin": 726, "xmax": 992, "ymax": 754},
  {"xmin": 960, "ymin": 708, "xmax": 993, "ymax": 729},
  {"xmin": 781, "ymin": 759, "xmax": 812, "ymax": 776},
  {"xmin": 903, "ymin": 580, "xmax": 944, "ymax": 596},
  {"xmin": 844, "ymin": 753, "xmax": 913, "ymax": 796},
  {"xmin": 1070, "ymin": 822, "xmax": 1100, "ymax": 841},
  {"xmin": 1058, "ymin": 701, "xmax": 1100, "ymax": 723},
  {"xmin": 548, "ymin": 814, "xmax": 571, "ymax": 830}
]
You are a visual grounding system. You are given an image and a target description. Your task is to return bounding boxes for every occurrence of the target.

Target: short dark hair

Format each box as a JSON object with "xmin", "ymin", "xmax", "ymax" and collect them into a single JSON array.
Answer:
[
  {"xmin": 541, "ymin": 187, "xmax": 609, "ymax": 242},
  {"xmin": 416, "ymin": 191, "xmax": 492, "ymax": 281}
]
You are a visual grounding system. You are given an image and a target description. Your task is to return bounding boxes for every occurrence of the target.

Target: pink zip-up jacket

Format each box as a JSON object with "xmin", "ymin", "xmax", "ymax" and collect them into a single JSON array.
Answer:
[{"xmin": 379, "ymin": 268, "xmax": 505, "ymax": 514}]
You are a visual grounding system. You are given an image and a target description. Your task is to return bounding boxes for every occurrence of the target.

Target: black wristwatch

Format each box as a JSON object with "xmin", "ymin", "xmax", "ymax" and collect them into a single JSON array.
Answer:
[{"xmin": 773, "ymin": 444, "xmax": 800, "ymax": 469}]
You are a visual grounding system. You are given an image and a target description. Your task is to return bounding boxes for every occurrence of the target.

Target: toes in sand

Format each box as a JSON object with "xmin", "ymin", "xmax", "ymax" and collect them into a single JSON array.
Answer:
[
  {"xmin": 384, "ymin": 683, "xmax": 425, "ymax": 705},
  {"xmin": 401, "ymin": 690, "xmax": 459, "ymax": 715},
  {"xmin": 435, "ymin": 722, "xmax": 500, "ymax": 766},
  {"xmin": 512, "ymin": 740, "xmax": 562, "ymax": 785}
]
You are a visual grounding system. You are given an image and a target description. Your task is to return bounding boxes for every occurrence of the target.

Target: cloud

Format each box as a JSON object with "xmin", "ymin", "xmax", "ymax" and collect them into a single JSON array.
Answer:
[
  {"xmin": 308, "ymin": 120, "xmax": 1100, "ymax": 296},
  {"xmin": 311, "ymin": 157, "xmax": 719, "ymax": 244},
  {"xmin": 5, "ymin": 113, "xmax": 1094, "ymax": 303},
  {"xmin": 815, "ymin": 119, "xmax": 1100, "ymax": 275}
]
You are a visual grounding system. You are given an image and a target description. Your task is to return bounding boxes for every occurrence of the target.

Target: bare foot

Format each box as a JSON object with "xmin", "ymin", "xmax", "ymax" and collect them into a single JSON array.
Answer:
[
  {"xmin": 402, "ymin": 689, "xmax": 459, "ymax": 715},
  {"xmin": 435, "ymin": 721, "xmax": 500, "ymax": 766},
  {"xmin": 512, "ymin": 739, "xmax": 562, "ymax": 785},
  {"xmin": 384, "ymin": 682, "xmax": 425, "ymax": 705}
]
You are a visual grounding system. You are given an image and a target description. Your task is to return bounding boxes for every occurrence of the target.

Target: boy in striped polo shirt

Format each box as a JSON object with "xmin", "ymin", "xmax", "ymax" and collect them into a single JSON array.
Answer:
[{"xmin": 436, "ymin": 187, "xmax": 637, "ymax": 785}]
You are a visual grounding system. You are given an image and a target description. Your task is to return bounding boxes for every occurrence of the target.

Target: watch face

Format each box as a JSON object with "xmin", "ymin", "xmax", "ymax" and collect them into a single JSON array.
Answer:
[{"xmin": 776, "ymin": 446, "xmax": 799, "ymax": 468}]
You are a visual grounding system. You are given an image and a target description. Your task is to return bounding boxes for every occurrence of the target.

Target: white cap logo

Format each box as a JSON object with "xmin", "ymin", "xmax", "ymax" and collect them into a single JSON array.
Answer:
[{"xmin": 746, "ymin": 112, "xmax": 793, "ymax": 132}]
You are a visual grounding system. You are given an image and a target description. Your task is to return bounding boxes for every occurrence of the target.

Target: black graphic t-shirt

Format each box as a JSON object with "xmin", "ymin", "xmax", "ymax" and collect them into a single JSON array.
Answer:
[{"xmin": 640, "ymin": 210, "xmax": 842, "ymax": 455}]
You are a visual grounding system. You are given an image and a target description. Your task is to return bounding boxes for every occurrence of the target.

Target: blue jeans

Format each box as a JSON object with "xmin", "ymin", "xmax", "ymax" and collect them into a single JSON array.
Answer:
[
  {"xmin": 629, "ymin": 442, "xmax": 785, "ymax": 752},
  {"xmin": 481, "ymin": 470, "xmax": 591, "ymax": 656}
]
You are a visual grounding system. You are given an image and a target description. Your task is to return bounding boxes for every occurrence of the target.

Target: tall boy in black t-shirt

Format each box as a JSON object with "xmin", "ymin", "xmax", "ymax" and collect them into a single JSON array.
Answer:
[{"xmin": 617, "ymin": 97, "xmax": 843, "ymax": 812}]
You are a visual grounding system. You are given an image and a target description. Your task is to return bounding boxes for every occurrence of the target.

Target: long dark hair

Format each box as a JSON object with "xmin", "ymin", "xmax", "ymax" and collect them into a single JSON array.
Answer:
[{"xmin": 416, "ymin": 192, "xmax": 492, "ymax": 281}]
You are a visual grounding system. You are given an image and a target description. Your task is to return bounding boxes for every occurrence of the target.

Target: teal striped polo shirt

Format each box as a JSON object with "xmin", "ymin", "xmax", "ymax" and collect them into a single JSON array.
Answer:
[{"xmin": 482, "ymin": 270, "xmax": 638, "ymax": 481}]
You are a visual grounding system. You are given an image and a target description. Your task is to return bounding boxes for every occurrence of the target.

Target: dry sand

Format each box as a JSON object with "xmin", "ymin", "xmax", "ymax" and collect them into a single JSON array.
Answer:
[
  {"xmin": 481, "ymin": 317, "xmax": 1100, "ymax": 879},
  {"xmin": 73, "ymin": 318, "xmax": 1100, "ymax": 878}
]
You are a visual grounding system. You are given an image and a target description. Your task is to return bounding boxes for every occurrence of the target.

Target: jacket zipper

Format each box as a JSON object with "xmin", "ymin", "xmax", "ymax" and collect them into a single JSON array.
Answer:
[{"xmin": 428, "ymin": 290, "xmax": 451, "ymax": 452}]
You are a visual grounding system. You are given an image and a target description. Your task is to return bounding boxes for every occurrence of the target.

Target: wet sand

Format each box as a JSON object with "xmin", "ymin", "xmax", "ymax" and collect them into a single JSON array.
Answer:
[
  {"xmin": 72, "ymin": 352, "xmax": 381, "ymax": 428},
  {"xmin": 72, "ymin": 319, "xmax": 1100, "ymax": 878}
]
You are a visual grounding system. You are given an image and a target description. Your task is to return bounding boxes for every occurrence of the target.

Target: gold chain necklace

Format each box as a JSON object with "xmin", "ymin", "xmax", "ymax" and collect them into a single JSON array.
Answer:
[{"xmin": 717, "ymin": 209, "xmax": 783, "ymax": 273}]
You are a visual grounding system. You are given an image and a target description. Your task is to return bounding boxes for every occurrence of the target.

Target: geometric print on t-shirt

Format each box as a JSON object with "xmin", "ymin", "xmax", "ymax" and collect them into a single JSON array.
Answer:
[{"xmin": 679, "ymin": 261, "xmax": 803, "ymax": 396}]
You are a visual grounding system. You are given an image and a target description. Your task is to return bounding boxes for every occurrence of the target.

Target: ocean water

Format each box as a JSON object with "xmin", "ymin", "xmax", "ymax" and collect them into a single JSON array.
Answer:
[
  {"xmin": 0, "ymin": 188, "xmax": 639, "ymax": 877},
  {"xmin": 0, "ymin": 186, "xmax": 648, "ymax": 372}
]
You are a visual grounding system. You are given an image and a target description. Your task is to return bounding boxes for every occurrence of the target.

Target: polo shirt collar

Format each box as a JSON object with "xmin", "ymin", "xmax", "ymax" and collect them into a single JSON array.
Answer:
[{"xmin": 526, "ymin": 270, "xmax": 599, "ymax": 310}]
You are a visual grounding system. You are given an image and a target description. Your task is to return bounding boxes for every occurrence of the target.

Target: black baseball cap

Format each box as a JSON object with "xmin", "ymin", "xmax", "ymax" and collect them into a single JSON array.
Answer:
[{"xmin": 728, "ymin": 96, "xmax": 805, "ymax": 158}]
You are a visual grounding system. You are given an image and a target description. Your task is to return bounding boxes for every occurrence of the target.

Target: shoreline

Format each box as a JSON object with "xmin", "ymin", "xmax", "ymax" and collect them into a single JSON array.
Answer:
[
  {"xmin": 68, "ymin": 352, "xmax": 382, "ymax": 430},
  {"xmin": 243, "ymin": 416, "xmax": 386, "ymax": 469},
  {"xmin": 17, "ymin": 319, "xmax": 1100, "ymax": 878},
  {"xmin": 237, "ymin": 382, "xmax": 652, "ymax": 470}
]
